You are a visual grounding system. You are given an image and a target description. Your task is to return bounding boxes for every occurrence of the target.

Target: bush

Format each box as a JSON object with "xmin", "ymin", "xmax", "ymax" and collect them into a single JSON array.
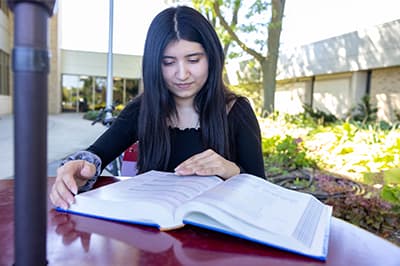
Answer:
[
  {"xmin": 302, "ymin": 104, "xmax": 338, "ymax": 125},
  {"xmin": 83, "ymin": 110, "xmax": 99, "ymax": 121},
  {"xmin": 262, "ymin": 135, "xmax": 316, "ymax": 177},
  {"xmin": 259, "ymin": 111, "xmax": 400, "ymax": 245}
]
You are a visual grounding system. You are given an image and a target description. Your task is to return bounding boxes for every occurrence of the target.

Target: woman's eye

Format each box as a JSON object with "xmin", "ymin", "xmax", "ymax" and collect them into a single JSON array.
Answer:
[
  {"xmin": 162, "ymin": 60, "xmax": 174, "ymax": 66},
  {"xmin": 188, "ymin": 58, "xmax": 200, "ymax": 63}
]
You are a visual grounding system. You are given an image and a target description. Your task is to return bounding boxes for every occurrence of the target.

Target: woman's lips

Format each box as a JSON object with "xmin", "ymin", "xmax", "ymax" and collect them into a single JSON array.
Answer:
[{"xmin": 175, "ymin": 83, "xmax": 192, "ymax": 89}]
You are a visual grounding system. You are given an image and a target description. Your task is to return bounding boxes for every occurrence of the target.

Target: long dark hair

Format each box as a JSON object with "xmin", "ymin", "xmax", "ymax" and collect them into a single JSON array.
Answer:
[{"xmin": 137, "ymin": 6, "xmax": 236, "ymax": 173}]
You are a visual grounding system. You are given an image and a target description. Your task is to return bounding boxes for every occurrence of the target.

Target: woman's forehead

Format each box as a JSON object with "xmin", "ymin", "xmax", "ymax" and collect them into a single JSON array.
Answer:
[{"xmin": 163, "ymin": 40, "xmax": 205, "ymax": 56}]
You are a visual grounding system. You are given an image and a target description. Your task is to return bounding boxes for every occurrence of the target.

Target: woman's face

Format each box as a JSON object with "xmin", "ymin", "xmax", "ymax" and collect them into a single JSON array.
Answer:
[{"xmin": 161, "ymin": 39, "xmax": 209, "ymax": 105}]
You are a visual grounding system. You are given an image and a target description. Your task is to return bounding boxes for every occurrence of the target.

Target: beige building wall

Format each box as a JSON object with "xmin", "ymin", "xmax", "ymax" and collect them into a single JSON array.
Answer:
[
  {"xmin": 1, "ymin": 7, "xmax": 59, "ymax": 115},
  {"xmin": 313, "ymin": 74, "xmax": 352, "ymax": 118},
  {"xmin": 0, "ymin": 9, "xmax": 12, "ymax": 115},
  {"xmin": 48, "ymin": 12, "xmax": 61, "ymax": 114},
  {"xmin": 275, "ymin": 79, "xmax": 311, "ymax": 115},
  {"xmin": 276, "ymin": 19, "xmax": 400, "ymax": 122},
  {"xmin": 61, "ymin": 50, "xmax": 142, "ymax": 79},
  {"xmin": 370, "ymin": 67, "xmax": 400, "ymax": 121}
]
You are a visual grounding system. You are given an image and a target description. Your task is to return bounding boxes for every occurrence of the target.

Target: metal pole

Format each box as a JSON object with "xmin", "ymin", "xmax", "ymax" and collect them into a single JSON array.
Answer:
[
  {"xmin": 92, "ymin": 77, "xmax": 96, "ymax": 110},
  {"xmin": 123, "ymin": 78, "xmax": 126, "ymax": 105},
  {"xmin": 105, "ymin": 0, "xmax": 114, "ymax": 120},
  {"xmin": 8, "ymin": 0, "xmax": 56, "ymax": 265}
]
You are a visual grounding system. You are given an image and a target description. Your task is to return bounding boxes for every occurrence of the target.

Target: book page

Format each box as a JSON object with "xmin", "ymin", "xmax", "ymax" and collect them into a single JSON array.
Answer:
[
  {"xmin": 100, "ymin": 171, "xmax": 221, "ymax": 210},
  {"xmin": 179, "ymin": 174, "xmax": 331, "ymax": 249},
  {"xmin": 68, "ymin": 171, "xmax": 222, "ymax": 229}
]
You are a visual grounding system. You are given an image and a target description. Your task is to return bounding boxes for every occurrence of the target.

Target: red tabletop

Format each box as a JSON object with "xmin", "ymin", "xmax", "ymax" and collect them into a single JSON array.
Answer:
[{"xmin": 1, "ymin": 177, "xmax": 399, "ymax": 266}]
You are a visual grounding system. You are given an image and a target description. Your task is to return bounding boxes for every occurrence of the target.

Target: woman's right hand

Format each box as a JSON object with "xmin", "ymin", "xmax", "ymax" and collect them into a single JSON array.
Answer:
[{"xmin": 49, "ymin": 160, "xmax": 96, "ymax": 209}]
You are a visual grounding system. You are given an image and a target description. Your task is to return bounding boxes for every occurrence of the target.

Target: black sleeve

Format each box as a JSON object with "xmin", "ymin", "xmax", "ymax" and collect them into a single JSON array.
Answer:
[
  {"xmin": 86, "ymin": 99, "xmax": 140, "ymax": 170},
  {"xmin": 228, "ymin": 97, "xmax": 266, "ymax": 179}
]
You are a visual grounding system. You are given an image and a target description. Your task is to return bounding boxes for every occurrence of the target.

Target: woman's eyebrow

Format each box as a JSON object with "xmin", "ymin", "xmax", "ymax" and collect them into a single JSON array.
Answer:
[
  {"xmin": 162, "ymin": 52, "xmax": 205, "ymax": 59},
  {"xmin": 162, "ymin": 55, "xmax": 176, "ymax": 59},
  {"xmin": 185, "ymin": 52, "xmax": 205, "ymax": 58}
]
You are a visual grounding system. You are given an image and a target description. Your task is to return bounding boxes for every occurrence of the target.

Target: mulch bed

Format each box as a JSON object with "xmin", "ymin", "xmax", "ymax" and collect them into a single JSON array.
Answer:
[{"xmin": 268, "ymin": 169, "xmax": 400, "ymax": 247}]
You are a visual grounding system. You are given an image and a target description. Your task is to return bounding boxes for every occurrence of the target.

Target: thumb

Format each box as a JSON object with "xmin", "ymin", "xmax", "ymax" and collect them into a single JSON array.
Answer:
[{"xmin": 79, "ymin": 161, "xmax": 97, "ymax": 179}]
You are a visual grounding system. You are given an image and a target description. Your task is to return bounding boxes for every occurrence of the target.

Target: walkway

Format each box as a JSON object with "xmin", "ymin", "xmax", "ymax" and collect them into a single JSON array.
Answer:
[{"xmin": 0, "ymin": 113, "xmax": 107, "ymax": 179}]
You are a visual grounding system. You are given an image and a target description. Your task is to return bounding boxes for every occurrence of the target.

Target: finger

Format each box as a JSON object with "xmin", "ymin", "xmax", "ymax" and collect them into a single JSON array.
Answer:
[
  {"xmin": 49, "ymin": 184, "xmax": 71, "ymax": 209},
  {"xmin": 56, "ymin": 180, "xmax": 77, "ymax": 208},
  {"xmin": 175, "ymin": 160, "xmax": 218, "ymax": 176},
  {"xmin": 175, "ymin": 149, "xmax": 216, "ymax": 172},
  {"xmin": 174, "ymin": 166, "xmax": 196, "ymax": 176},
  {"xmin": 54, "ymin": 179, "xmax": 76, "ymax": 208},
  {"xmin": 179, "ymin": 154, "xmax": 240, "ymax": 179},
  {"xmin": 57, "ymin": 165, "xmax": 79, "ymax": 195},
  {"xmin": 194, "ymin": 166, "xmax": 220, "ymax": 176},
  {"xmin": 177, "ymin": 155, "xmax": 222, "ymax": 175}
]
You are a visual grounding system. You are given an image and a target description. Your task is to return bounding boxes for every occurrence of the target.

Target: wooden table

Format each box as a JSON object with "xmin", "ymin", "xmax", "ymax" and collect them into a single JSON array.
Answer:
[{"xmin": 1, "ymin": 177, "xmax": 399, "ymax": 265}]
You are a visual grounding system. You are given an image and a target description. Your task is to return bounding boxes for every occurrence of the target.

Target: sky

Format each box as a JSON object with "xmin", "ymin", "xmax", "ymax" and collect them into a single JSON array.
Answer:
[{"xmin": 60, "ymin": 0, "xmax": 400, "ymax": 55}]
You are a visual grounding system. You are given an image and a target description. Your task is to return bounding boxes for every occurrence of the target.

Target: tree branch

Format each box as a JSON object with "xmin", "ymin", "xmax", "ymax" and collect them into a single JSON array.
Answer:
[{"xmin": 213, "ymin": 1, "xmax": 264, "ymax": 63}]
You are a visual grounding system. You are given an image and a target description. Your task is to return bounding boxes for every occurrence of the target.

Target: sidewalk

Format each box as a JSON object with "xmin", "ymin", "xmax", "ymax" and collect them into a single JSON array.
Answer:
[{"xmin": 0, "ymin": 113, "xmax": 107, "ymax": 179}]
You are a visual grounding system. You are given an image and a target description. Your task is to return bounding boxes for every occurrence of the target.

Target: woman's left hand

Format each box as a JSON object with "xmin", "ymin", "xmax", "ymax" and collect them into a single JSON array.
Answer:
[{"xmin": 174, "ymin": 149, "xmax": 240, "ymax": 180}]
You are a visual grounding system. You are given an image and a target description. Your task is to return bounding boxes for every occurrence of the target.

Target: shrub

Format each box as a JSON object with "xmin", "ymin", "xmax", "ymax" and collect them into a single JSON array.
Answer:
[{"xmin": 262, "ymin": 135, "xmax": 316, "ymax": 177}]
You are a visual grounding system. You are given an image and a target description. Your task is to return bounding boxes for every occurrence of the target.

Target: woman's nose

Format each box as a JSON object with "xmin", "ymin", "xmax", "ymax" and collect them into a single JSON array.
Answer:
[{"xmin": 176, "ymin": 62, "xmax": 189, "ymax": 80}]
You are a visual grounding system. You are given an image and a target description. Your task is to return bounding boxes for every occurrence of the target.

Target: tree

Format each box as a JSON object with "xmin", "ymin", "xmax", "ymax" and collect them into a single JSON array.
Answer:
[
  {"xmin": 189, "ymin": 0, "xmax": 286, "ymax": 114},
  {"xmin": 192, "ymin": 0, "xmax": 241, "ymax": 85}
]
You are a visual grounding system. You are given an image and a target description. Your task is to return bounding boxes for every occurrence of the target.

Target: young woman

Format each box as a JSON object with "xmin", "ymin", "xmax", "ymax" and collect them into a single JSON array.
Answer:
[{"xmin": 50, "ymin": 6, "xmax": 265, "ymax": 209}]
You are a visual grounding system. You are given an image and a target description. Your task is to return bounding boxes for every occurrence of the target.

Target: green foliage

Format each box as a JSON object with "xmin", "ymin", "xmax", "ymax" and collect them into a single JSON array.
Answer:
[
  {"xmin": 237, "ymin": 58, "xmax": 262, "ymax": 83},
  {"xmin": 83, "ymin": 110, "xmax": 99, "ymax": 121},
  {"xmin": 381, "ymin": 185, "xmax": 400, "ymax": 206},
  {"xmin": 229, "ymin": 83, "xmax": 263, "ymax": 114},
  {"xmin": 259, "ymin": 109, "xmax": 400, "ymax": 201},
  {"xmin": 262, "ymin": 135, "xmax": 316, "ymax": 177},
  {"xmin": 348, "ymin": 95, "xmax": 378, "ymax": 124},
  {"xmin": 83, "ymin": 109, "xmax": 121, "ymax": 121},
  {"xmin": 364, "ymin": 168, "xmax": 400, "ymax": 207},
  {"xmin": 302, "ymin": 104, "xmax": 338, "ymax": 125}
]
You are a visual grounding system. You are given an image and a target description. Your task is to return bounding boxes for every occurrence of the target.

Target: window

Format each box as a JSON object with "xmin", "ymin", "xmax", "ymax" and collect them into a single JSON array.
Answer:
[{"xmin": 0, "ymin": 50, "xmax": 10, "ymax": 96}]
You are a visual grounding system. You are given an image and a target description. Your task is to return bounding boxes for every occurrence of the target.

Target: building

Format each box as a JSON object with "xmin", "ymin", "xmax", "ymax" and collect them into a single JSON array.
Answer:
[
  {"xmin": 1, "ymin": 4, "xmax": 399, "ymax": 122},
  {"xmin": 276, "ymin": 19, "xmax": 400, "ymax": 122},
  {"xmin": 0, "ymin": 2, "xmax": 11, "ymax": 114},
  {"xmin": 60, "ymin": 50, "xmax": 142, "ymax": 112},
  {"xmin": 0, "ymin": 3, "xmax": 142, "ymax": 115}
]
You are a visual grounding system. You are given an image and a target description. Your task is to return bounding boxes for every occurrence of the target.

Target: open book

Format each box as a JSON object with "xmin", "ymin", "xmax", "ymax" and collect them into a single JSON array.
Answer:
[{"xmin": 59, "ymin": 170, "xmax": 332, "ymax": 260}]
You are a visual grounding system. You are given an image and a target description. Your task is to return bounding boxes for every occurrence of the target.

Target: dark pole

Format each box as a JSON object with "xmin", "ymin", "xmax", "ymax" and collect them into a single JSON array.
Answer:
[{"xmin": 7, "ymin": 0, "xmax": 56, "ymax": 265}]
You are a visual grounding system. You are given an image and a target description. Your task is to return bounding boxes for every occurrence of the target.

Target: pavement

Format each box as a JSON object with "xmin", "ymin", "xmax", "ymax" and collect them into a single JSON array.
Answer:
[{"xmin": 0, "ymin": 113, "xmax": 107, "ymax": 179}]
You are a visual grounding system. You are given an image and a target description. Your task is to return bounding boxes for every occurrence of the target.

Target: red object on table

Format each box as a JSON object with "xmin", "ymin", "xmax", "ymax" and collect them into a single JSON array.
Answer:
[{"xmin": 1, "ymin": 177, "xmax": 399, "ymax": 265}]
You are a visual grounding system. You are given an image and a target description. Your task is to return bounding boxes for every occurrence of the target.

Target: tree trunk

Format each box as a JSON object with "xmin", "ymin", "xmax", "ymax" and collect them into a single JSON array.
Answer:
[{"xmin": 263, "ymin": 0, "xmax": 285, "ymax": 114}]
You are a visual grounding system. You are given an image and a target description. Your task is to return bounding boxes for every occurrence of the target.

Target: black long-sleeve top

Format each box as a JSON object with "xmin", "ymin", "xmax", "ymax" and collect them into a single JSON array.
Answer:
[{"xmin": 86, "ymin": 97, "xmax": 266, "ymax": 179}]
